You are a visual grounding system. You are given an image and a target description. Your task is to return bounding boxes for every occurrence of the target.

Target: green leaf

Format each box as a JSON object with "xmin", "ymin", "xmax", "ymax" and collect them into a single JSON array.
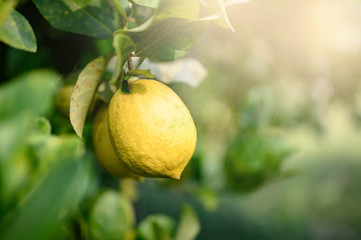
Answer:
[
  {"xmin": 0, "ymin": 112, "xmax": 34, "ymax": 208},
  {"xmin": 0, "ymin": 1, "xmax": 16, "ymax": 25},
  {"xmin": 89, "ymin": 191, "xmax": 135, "ymax": 240},
  {"xmin": 153, "ymin": 0, "xmax": 199, "ymax": 23},
  {"xmin": 137, "ymin": 215, "xmax": 175, "ymax": 240},
  {"xmin": 70, "ymin": 56, "xmax": 106, "ymax": 138},
  {"xmin": 0, "ymin": 9, "xmax": 36, "ymax": 52},
  {"xmin": 132, "ymin": 0, "xmax": 160, "ymax": 8},
  {"xmin": 121, "ymin": 79, "xmax": 131, "ymax": 94},
  {"xmin": 0, "ymin": 113, "xmax": 33, "ymax": 165},
  {"xmin": 224, "ymin": 130, "xmax": 290, "ymax": 192},
  {"xmin": 196, "ymin": 188, "xmax": 218, "ymax": 211},
  {"xmin": 112, "ymin": 0, "xmax": 129, "ymax": 27},
  {"xmin": 32, "ymin": 0, "xmax": 117, "ymax": 38},
  {"xmin": 127, "ymin": 69, "xmax": 154, "ymax": 78},
  {"xmin": 110, "ymin": 33, "xmax": 136, "ymax": 84},
  {"xmin": 126, "ymin": 18, "xmax": 208, "ymax": 62},
  {"xmin": 201, "ymin": 0, "xmax": 248, "ymax": 31},
  {"xmin": 174, "ymin": 205, "xmax": 200, "ymax": 240},
  {"xmin": 33, "ymin": 117, "xmax": 52, "ymax": 136},
  {"xmin": 152, "ymin": 223, "xmax": 172, "ymax": 240},
  {"xmin": 0, "ymin": 135, "xmax": 90, "ymax": 240},
  {"xmin": 216, "ymin": 0, "xmax": 235, "ymax": 32},
  {"xmin": 0, "ymin": 70, "xmax": 61, "ymax": 121},
  {"xmin": 0, "ymin": 69, "xmax": 60, "ymax": 206}
]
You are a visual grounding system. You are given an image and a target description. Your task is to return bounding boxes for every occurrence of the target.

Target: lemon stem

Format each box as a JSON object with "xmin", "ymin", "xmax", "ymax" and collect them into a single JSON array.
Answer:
[{"xmin": 127, "ymin": 54, "xmax": 134, "ymax": 71}]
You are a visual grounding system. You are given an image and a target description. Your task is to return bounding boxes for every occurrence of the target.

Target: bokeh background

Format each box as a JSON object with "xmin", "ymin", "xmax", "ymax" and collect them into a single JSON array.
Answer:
[{"xmin": 2, "ymin": 0, "xmax": 361, "ymax": 239}]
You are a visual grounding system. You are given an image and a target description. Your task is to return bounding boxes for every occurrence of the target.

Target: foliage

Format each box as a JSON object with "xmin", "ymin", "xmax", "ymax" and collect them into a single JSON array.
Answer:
[{"xmin": 0, "ymin": 0, "xmax": 297, "ymax": 239}]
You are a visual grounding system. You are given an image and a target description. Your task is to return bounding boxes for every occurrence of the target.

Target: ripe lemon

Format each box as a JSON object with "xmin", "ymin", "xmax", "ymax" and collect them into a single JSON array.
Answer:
[
  {"xmin": 92, "ymin": 105, "xmax": 141, "ymax": 179},
  {"xmin": 108, "ymin": 79, "xmax": 197, "ymax": 179}
]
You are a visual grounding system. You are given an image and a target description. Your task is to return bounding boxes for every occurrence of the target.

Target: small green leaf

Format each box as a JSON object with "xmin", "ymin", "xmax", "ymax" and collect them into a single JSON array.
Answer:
[
  {"xmin": 70, "ymin": 56, "xmax": 106, "ymax": 138},
  {"xmin": 0, "ymin": 70, "xmax": 60, "ymax": 121},
  {"xmin": 217, "ymin": 0, "xmax": 235, "ymax": 32},
  {"xmin": 174, "ymin": 205, "xmax": 200, "ymax": 240},
  {"xmin": 112, "ymin": 0, "xmax": 129, "ymax": 26},
  {"xmin": 0, "ymin": 112, "xmax": 34, "ymax": 174},
  {"xmin": 121, "ymin": 79, "xmax": 131, "ymax": 94},
  {"xmin": 110, "ymin": 33, "xmax": 136, "ymax": 84},
  {"xmin": 126, "ymin": 18, "xmax": 208, "ymax": 62},
  {"xmin": 32, "ymin": 0, "xmax": 117, "ymax": 38},
  {"xmin": 196, "ymin": 188, "xmax": 218, "ymax": 211},
  {"xmin": 0, "ymin": 112, "xmax": 37, "ymax": 212},
  {"xmin": 201, "ymin": 0, "xmax": 249, "ymax": 31},
  {"xmin": 0, "ymin": 9, "xmax": 36, "ymax": 52},
  {"xmin": 137, "ymin": 215, "xmax": 175, "ymax": 240},
  {"xmin": 0, "ymin": 1, "xmax": 16, "ymax": 25},
  {"xmin": 154, "ymin": 0, "xmax": 199, "ymax": 23},
  {"xmin": 89, "ymin": 191, "xmax": 135, "ymax": 240},
  {"xmin": 152, "ymin": 223, "xmax": 172, "ymax": 240},
  {"xmin": 132, "ymin": 0, "xmax": 160, "ymax": 8},
  {"xmin": 127, "ymin": 69, "xmax": 154, "ymax": 78},
  {"xmin": 33, "ymin": 117, "xmax": 52, "ymax": 136}
]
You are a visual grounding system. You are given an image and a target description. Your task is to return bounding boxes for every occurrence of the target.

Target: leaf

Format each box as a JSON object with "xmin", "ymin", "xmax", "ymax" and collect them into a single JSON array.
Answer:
[
  {"xmin": 127, "ymin": 69, "xmax": 154, "ymax": 78},
  {"xmin": 89, "ymin": 191, "xmax": 135, "ymax": 240},
  {"xmin": 137, "ymin": 215, "xmax": 175, "ymax": 240},
  {"xmin": 217, "ymin": 0, "xmax": 235, "ymax": 32},
  {"xmin": 121, "ymin": 79, "xmax": 131, "ymax": 94},
  {"xmin": 174, "ymin": 205, "xmax": 200, "ymax": 240},
  {"xmin": 153, "ymin": 0, "xmax": 199, "ymax": 23},
  {"xmin": 126, "ymin": 18, "xmax": 208, "ymax": 62},
  {"xmin": 0, "ymin": 9, "xmax": 36, "ymax": 52},
  {"xmin": 0, "ymin": 0, "xmax": 16, "ymax": 25},
  {"xmin": 110, "ymin": 33, "xmax": 136, "ymax": 84},
  {"xmin": 200, "ymin": 0, "xmax": 249, "ymax": 30},
  {"xmin": 132, "ymin": 0, "xmax": 160, "ymax": 8},
  {"xmin": 152, "ymin": 223, "xmax": 172, "ymax": 240},
  {"xmin": 196, "ymin": 188, "xmax": 218, "ymax": 211},
  {"xmin": 32, "ymin": 0, "xmax": 117, "ymax": 38},
  {"xmin": 70, "ymin": 56, "xmax": 106, "ymax": 138},
  {"xmin": 33, "ymin": 117, "xmax": 52, "ymax": 136},
  {"xmin": 0, "ymin": 70, "xmax": 60, "ymax": 121},
  {"xmin": 112, "ymin": 0, "xmax": 129, "ymax": 26},
  {"xmin": 0, "ymin": 112, "xmax": 34, "ymax": 207},
  {"xmin": 0, "ymin": 135, "xmax": 91, "ymax": 240}
]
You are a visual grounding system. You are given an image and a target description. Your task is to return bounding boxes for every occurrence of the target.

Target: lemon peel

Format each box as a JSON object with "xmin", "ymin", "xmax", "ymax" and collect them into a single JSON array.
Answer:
[{"xmin": 108, "ymin": 79, "xmax": 197, "ymax": 179}]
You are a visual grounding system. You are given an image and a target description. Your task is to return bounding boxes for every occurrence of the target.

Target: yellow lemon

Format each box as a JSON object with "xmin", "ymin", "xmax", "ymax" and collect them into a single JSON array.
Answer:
[
  {"xmin": 92, "ymin": 105, "xmax": 141, "ymax": 179},
  {"xmin": 108, "ymin": 79, "xmax": 197, "ymax": 179}
]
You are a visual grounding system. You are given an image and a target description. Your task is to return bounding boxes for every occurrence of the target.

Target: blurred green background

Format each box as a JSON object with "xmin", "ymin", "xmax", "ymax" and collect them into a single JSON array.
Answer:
[{"xmin": 2, "ymin": 0, "xmax": 361, "ymax": 239}]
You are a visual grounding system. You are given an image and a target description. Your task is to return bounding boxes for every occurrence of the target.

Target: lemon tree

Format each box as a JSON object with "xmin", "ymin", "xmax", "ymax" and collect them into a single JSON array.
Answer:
[
  {"xmin": 63, "ymin": 0, "xmax": 234, "ymax": 180},
  {"xmin": 0, "ymin": 1, "xmax": 283, "ymax": 240}
]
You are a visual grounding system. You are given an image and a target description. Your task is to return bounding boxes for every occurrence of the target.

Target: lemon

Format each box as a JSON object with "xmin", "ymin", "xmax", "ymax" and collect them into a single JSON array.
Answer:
[
  {"xmin": 108, "ymin": 79, "xmax": 197, "ymax": 179},
  {"xmin": 56, "ymin": 85, "xmax": 74, "ymax": 117},
  {"xmin": 92, "ymin": 105, "xmax": 141, "ymax": 179}
]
